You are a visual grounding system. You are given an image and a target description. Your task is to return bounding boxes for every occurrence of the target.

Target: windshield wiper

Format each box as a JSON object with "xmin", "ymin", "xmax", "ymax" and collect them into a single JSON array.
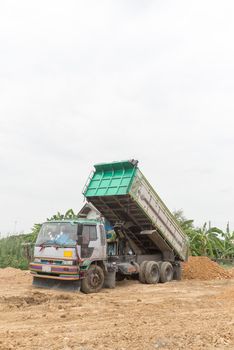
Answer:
[
  {"xmin": 38, "ymin": 240, "xmax": 56, "ymax": 247},
  {"xmin": 37, "ymin": 239, "xmax": 76, "ymax": 248}
]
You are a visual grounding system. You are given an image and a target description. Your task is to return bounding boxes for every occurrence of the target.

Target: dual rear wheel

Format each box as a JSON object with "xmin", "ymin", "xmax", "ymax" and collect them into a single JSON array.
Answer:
[{"xmin": 139, "ymin": 261, "xmax": 174, "ymax": 284}]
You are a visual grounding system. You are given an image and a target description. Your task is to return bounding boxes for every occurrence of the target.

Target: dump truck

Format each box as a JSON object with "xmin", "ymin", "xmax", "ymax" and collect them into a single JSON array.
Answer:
[{"xmin": 30, "ymin": 160, "xmax": 188, "ymax": 293}]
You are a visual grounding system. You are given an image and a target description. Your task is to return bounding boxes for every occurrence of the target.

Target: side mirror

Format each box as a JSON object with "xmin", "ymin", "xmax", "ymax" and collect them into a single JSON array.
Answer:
[{"xmin": 77, "ymin": 223, "xmax": 83, "ymax": 236}]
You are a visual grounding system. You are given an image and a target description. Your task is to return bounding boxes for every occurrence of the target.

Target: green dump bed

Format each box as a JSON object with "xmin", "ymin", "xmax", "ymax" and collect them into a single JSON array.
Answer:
[{"xmin": 83, "ymin": 160, "xmax": 188, "ymax": 261}]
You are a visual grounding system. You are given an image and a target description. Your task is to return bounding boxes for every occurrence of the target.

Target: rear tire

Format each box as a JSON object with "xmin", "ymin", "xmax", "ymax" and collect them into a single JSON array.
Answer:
[
  {"xmin": 160, "ymin": 262, "xmax": 173, "ymax": 283},
  {"xmin": 173, "ymin": 263, "xmax": 182, "ymax": 281},
  {"xmin": 144, "ymin": 261, "xmax": 160, "ymax": 284},
  {"xmin": 81, "ymin": 265, "xmax": 104, "ymax": 294},
  {"xmin": 139, "ymin": 261, "xmax": 148, "ymax": 283}
]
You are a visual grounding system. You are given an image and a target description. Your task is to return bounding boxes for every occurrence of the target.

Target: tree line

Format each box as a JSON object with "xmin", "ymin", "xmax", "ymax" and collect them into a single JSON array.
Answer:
[{"xmin": 174, "ymin": 210, "xmax": 234, "ymax": 259}]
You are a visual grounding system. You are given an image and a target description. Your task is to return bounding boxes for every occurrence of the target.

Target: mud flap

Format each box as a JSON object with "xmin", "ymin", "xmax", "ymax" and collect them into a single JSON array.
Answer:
[{"xmin": 33, "ymin": 277, "xmax": 81, "ymax": 292}]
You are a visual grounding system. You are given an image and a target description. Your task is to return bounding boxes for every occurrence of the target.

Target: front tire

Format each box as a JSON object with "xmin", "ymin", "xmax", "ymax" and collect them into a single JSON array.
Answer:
[{"xmin": 81, "ymin": 265, "xmax": 104, "ymax": 294}]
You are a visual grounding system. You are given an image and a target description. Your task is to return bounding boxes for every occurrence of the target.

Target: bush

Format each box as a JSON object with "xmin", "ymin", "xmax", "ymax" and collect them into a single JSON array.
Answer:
[{"xmin": 0, "ymin": 232, "xmax": 36, "ymax": 269}]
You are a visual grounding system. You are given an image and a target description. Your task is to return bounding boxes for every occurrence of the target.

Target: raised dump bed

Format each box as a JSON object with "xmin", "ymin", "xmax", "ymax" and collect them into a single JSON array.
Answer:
[{"xmin": 83, "ymin": 160, "xmax": 188, "ymax": 261}]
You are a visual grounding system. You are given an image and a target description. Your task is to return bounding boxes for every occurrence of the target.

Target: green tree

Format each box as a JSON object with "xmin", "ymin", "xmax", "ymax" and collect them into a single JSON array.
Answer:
[
  {"xmin": 173, "ymin": 210, "xmax": 233, "ymax": 259},
  {"xmin": 219, "ymin": 223, "xmax": 234, "ymax": 259}
]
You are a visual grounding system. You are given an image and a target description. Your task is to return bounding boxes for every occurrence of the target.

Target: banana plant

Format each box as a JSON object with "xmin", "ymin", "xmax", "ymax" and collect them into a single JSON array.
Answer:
[
  {"xmin": 173, "ymin": 210, "xmax": 233, "ymax": 258},
  {"xmin": 47, "ymin": 209, "xmax": 78, "ymax": 221},
  {"xmin": 193, "ymin": 223, "xmax": 224, "ymax": 258},
  {"xmin": 219, "ymin": 225, "xmax": 234, "ymax": 258}
]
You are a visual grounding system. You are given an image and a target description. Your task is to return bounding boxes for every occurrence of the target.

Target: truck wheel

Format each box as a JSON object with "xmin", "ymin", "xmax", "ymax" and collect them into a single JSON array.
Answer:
[
  {"xmin": 173, "ymin": 263, "xmax": 182, "ymax": 281},
  {"xmin": 160, "ymin": 262, "xmax": 173, "ymax": 283},
  {"xmin": 144, "ymin": 261, "xmax": 160, "ymax": 284},
  {"xmin": 139, "ymin": 261, "xmax": 148, "ymax": 283},
  {"xmin": 81, "ymin": 265, "xmax": 104, "ymax": 294}
]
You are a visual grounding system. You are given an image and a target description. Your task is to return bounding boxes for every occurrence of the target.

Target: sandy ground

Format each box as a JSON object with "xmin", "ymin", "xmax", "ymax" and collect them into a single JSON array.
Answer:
[{"xmin": 0, "ymin": 268, "xmax": 234, "ymax": 350}]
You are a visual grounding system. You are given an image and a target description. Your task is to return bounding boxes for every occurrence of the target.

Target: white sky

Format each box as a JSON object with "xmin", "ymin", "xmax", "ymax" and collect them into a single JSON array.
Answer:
[{"xmin": 0, "ymin": 0, "xmax": 234, "ymax": 234}]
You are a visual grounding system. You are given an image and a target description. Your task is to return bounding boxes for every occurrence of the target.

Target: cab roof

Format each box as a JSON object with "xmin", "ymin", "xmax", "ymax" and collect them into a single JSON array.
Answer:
[{"xmin": 43, "ymin": 219, "xmax": 101, "ymax": 225}]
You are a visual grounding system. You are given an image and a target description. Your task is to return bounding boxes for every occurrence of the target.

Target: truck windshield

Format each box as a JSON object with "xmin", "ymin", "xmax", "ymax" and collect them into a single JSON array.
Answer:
[{"xmin": 36, "ymin": 223, "xmax": 77, "ymax": 247}]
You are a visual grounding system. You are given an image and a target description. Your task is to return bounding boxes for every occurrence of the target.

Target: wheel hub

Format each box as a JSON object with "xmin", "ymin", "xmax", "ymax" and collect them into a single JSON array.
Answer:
[{"xmin": 90, "ymin": 272, "xmax": 100, "ymax": 287}]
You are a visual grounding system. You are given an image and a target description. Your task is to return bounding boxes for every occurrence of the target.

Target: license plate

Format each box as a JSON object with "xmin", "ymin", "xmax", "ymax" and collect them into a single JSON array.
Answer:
[{"xmin": 42, "ymin": 265, "xmax": 51, "ymax": 273}]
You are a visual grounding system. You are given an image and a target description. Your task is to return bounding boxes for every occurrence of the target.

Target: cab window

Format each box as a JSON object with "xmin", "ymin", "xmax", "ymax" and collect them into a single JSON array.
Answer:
[{"xmin": 83, "ymin": 225, "xmax": 97, "ymax": 242}]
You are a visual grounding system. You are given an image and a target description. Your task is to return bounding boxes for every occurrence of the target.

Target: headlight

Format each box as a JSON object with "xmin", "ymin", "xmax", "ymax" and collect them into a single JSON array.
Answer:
[{"xmin": 34, "ymin": 258, "xmax": 41, "ymax": 263}]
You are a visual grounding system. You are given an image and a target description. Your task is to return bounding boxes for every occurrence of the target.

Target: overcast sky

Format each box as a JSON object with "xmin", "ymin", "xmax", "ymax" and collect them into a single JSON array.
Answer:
[{"xmin": 0, "ymin": 0, "xmax": 234, "ymax": 234}]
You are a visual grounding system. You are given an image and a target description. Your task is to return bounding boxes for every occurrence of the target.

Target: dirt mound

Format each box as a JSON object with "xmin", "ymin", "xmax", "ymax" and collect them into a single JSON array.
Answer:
[
  {"xmin": 182, "ymin": 256, "xmax": 231, "ymax": 280},
  {"xmin": 0, "ymin": 267, "xmax": 28, "ymax": 277},
  {"xmin": 0, "ymin": 267, "xmax": 31, "ymax": 284},
  {"xmin": 0, "ymin": 294, "xmax": 49, "ymax": 309}
]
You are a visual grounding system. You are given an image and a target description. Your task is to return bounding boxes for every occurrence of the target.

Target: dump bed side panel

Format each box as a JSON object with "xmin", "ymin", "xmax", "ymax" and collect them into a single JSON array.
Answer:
[{"xmin": 129, "ymin": 170, "xmax": 188, "ymax": 261}]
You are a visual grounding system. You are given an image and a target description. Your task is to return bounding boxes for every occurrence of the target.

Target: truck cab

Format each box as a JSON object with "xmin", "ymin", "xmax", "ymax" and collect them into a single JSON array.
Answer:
[{"xmin": 30, "ymin": 219, "xmax": 107, "ymax": 292}]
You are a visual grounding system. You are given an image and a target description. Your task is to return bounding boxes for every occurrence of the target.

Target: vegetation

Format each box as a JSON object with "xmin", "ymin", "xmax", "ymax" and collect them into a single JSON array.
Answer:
[
  {"xmin": 0, "ymin": 232, "xmax": 36, "ymax": 269},
  {"xmin": 0, "ymin": 209, "xmax": 233, "ymax": 270},
  {"xmin": 174, "ymin": 210, "xmax": 234, "ymax": 259}
]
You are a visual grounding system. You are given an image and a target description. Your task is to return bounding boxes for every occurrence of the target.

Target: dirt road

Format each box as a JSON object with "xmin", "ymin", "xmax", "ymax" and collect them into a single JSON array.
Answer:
[{"xmin": 0, "ymin": 268, "xmax": 233, "ymax": 350}]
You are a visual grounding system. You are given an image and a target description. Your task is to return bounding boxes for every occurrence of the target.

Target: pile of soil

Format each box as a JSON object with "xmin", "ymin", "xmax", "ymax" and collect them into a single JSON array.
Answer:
[
  {"xmin": 0, "ymin": 267, "xmax": 31, "ymax": 284},
  {"xmin": 182, "ymin": 256, "xmax": 231, "ymax": 280}
]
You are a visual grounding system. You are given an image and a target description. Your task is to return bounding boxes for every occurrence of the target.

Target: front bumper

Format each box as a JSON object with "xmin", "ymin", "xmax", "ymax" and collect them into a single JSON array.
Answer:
[{"xmin": 30, "ymin": 263, "xmax": 80, "ymax": 281}]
